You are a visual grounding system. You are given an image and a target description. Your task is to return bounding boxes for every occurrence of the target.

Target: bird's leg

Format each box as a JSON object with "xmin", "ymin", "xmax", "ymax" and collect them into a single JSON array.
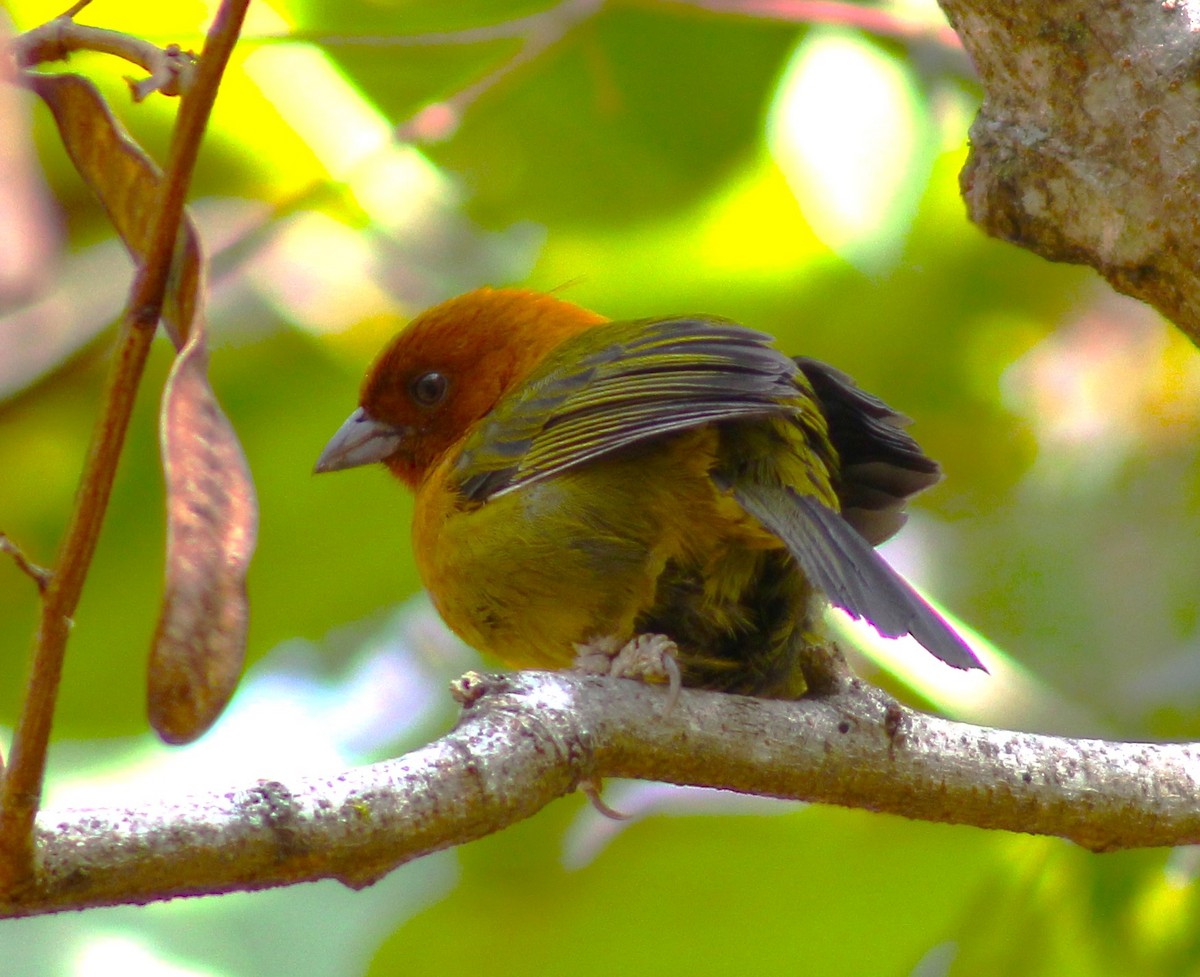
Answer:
[{"xmin": 574, "ymin": 633, "xmax": 683, "ymax": 711}]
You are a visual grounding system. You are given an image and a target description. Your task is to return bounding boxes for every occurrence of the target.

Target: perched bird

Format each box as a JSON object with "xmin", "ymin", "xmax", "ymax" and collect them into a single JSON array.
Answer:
[{"xmin": 316, "ymin": 288, "xmax": 982, "ymax": 698}]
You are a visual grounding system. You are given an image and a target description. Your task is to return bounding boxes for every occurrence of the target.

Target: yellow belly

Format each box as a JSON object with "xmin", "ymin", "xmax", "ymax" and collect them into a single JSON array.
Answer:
[{"xmin": 411, "ymin": 430, "xmax": 750, "ymax": 669}]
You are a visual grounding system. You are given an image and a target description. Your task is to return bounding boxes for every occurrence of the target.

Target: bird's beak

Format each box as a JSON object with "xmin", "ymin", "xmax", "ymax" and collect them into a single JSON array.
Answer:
[{"xmin": 314, "ymin": 407, "xmax": 409, "ymax": 474}]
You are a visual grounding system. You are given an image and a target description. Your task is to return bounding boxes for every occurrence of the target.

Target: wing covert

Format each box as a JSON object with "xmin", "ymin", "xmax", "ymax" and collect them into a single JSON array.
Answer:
[{"xmin": 455, "ymin": 317, "xmax": 807, "ymax": 501}]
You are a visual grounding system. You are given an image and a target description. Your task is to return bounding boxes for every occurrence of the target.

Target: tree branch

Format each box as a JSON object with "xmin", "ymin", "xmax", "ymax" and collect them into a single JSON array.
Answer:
[
  {"xmin": 4, "ymin": 669, "xmax": 1198, "ymax": 918},
  {"xmin": 938, "ymin": 0, "xmax": 1200, "ymax": 342},
  {"xmin": 12, "ymin": 18, "xmax": 198, "ymax": 100}
]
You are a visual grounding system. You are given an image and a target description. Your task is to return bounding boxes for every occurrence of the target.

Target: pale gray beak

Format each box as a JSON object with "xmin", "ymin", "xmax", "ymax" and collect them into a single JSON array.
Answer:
[{"xmin": 314, "ymin": 407, "xmax": 408, "ymax": 473}]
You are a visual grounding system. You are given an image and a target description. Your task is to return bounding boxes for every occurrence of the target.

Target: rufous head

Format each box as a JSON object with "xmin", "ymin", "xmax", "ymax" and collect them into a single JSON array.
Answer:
[{"xmin": 315, "ymin": 287, "xmax": 605, "ymax": 488}]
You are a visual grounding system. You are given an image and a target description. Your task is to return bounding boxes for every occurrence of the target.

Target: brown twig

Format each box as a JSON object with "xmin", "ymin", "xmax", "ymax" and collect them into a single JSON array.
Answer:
[
  {"xmin": 0, "ymin": 0, "xmax": 251, "ymax": 892},
  {"xmin": 13, "ymin": 19, "xmax": 198, "ymax": 99},
  {"xmin": 58, "ymin": 0, "xmax": 95, "ymax": 19},
  {"xmin": 393, "ymin": 0, "xmax": 605, "ymax": 142},
  {"xmin": 660, "ymin": 0, "xmax": 964, "ymax": 49},
  {"xmin": 280, "ymin": 3, "xmax": 598, "ymax": 47}
]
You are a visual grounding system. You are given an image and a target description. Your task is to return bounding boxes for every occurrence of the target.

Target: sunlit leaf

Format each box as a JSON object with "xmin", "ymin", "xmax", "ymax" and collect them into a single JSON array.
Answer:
[{"xmin": 768, "ymin": 29, "xmax": 933, "ymax": 273}]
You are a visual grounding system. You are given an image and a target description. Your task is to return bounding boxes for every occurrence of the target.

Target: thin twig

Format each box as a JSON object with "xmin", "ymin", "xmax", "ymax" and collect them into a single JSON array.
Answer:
[
  {"xmin": 0, "ymin": 0, "xmax": 252, "ymax": 892},
  {"xmin": 0, "ymin": 534, "xmax": 52, "ymax": 595},
  {"xmin": 394, "ymin": 0, "xmax": 605, "ymax": 142},
  {"xmin": 258, "ymin": 0, "xmax": 603, "ymax": 48},
  {"xmin": 13, "ymin": 20, "xmax": 198, "ymax": 99},
  {"xmin": 660, "ymin": 0, "xmax": 964, "ymax": 50},
  {"xmin": 58, "ymin": 0, "xmax": 95, "ymax": 19},
  {"xmin": 398, "ymin": 33, "xmax": 563, "ymax": 142}
]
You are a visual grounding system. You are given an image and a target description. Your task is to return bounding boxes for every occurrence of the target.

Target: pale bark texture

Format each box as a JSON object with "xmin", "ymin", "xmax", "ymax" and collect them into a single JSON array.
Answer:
[
  {"xmin": 5, "ymin": 672, "xmax": 1200, "ymax": 919},
  {"xmin": 939, "ymin": 0, "xmax": 1200, "ymax": 340}
]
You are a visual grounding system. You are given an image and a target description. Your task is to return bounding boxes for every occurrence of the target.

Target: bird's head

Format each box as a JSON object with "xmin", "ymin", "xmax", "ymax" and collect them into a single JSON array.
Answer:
[{"xmin": 315, "ymin": 287, "xmax": 605, "ymax": 488}]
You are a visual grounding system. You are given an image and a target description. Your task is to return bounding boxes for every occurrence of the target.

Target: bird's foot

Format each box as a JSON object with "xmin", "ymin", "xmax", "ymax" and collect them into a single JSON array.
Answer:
[
  {"xmin": 574, "ymin": 633, "xmax": 682, "ymax": 711},
  {"xmin": 573, "ymin": 635, "xmax": 623, "ymax": 676}
]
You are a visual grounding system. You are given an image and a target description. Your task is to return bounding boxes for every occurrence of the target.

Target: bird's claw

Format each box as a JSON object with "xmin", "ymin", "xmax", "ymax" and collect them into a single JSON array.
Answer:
[
  {"xmin": 574, "ymin": 632, "xmax": 682, "ymax": 712},
  {"xmin": 579, "ymin": 778, "xmax": 631, "ymax": 821}
]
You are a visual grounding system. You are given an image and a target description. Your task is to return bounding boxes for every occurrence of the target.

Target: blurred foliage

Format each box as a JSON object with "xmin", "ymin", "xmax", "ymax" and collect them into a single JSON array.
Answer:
[{"xmin": 4, "ymin": 0, "xmax": 1200, "ymax": 975}]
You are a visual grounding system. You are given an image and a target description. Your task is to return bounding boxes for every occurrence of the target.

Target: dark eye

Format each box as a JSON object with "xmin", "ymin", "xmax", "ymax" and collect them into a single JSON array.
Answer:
[{"xmin": 410, "ymin": 371, "xmax": 448, "ymax": 407}]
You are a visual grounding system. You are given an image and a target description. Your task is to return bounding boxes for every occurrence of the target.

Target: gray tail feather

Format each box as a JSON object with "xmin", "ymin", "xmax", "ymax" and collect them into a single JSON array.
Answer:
[
  {"xmin": 733, "ymin": 482, "xmax": 984, "ymax": 671},
  {"xmin": 795, "ymin": 357, "xmax": 941, "ymax": 546}
]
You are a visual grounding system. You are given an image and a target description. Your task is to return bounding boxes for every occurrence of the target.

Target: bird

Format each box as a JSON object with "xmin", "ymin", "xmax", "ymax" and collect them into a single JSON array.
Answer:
[{"xmin": 316, "ymin": 287, "xmax": 982, "ymax": 699}]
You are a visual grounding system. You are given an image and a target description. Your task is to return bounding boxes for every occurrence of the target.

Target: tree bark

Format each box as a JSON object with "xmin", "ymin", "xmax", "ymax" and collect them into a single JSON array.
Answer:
[
  {"xmin": 4, "ymin": 671, "xmax": 1198, "ymax": 918},
  {"xmin": 939, "ymin": 0, "xmax": 1200, "ymax": 341}
]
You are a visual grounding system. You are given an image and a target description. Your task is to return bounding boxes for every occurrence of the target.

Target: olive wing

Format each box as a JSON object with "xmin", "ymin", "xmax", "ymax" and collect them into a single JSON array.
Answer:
[{"xmin": 453, "ymin": 316, "xmax": 808, "ymax": 501}]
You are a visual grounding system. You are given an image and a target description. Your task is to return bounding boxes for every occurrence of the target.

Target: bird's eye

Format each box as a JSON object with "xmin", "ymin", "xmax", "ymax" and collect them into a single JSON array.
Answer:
[{"xmin": 410, "ymin": 371, "xmax": 448, "ymax": 407}]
